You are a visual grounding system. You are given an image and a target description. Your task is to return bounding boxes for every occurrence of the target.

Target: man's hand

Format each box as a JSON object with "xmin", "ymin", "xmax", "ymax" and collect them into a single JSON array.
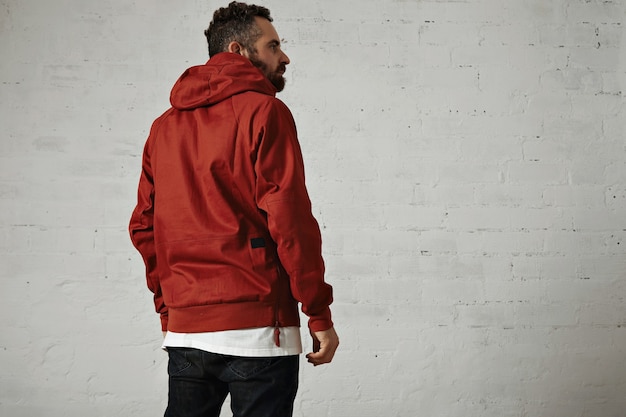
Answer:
[
  {"xmin": 306, "ymin": 327, "xmax": 339, "ymax": 366},
  {"xmin": 163, "ymin": 331, "xmax": 167, "ymax": 338}
]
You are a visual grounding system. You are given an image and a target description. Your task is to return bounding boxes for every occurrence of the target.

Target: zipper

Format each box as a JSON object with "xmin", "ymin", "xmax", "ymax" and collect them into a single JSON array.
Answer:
[{"xmin": 273, "ymin": 264, "xmax": 282, "ymax": 347}]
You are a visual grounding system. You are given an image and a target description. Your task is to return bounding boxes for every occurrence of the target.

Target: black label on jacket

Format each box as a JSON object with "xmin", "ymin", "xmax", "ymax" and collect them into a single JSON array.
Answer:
[{"xmin": 250, "ymin": 237, "xmax": 266, "ymax": 249}]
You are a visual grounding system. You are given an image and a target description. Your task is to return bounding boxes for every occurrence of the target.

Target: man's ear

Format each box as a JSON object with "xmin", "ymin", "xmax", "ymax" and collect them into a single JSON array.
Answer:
[{"xmin": 227, "ymin": 41, "xmax": 243, "ymax": 55}]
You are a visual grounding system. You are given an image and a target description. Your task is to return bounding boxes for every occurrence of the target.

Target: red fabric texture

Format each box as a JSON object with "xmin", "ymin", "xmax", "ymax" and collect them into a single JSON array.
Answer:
[{"xmin": 129, "ymin": 53, "xmax": 333, "ymax": 333}]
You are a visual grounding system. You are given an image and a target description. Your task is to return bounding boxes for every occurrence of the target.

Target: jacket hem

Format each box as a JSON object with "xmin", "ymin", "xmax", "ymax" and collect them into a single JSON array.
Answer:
[{"xmin": 166, "ymin": 301, "xmax": 300, "ymax": 333}]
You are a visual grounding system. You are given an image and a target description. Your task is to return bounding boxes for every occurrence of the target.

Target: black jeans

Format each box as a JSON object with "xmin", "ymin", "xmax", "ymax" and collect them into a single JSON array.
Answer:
[{"xmin": 165, "ymin": 347, "xmax": 299, "ymax": 417}]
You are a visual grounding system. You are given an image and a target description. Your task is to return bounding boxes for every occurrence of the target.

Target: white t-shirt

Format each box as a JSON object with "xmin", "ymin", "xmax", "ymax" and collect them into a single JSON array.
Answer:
[{"xmin": 162, "ymin": 326, "xmax": 302, "ymax": 357}]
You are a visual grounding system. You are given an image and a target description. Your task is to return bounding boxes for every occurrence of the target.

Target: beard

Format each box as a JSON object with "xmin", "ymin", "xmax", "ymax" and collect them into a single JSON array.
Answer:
[{"xmin": 248, "ymin": 55, "xmax": 286, "ymax": 92}]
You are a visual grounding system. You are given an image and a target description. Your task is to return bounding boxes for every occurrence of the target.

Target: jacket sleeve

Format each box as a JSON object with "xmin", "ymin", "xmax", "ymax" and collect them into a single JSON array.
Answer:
[
  {"xmin": 129, "ymin": 123, "xmax": 168, "ymax": 331},
  {"xmin": 255, "ymin": 99, "xmax": 333, "ymax": 332}
]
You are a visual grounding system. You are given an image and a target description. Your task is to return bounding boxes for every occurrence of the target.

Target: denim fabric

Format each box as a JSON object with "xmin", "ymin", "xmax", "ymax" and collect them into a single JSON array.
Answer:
[{"xmin": 165, "ymin": 347, "xmax": 299, "ymax": 417}]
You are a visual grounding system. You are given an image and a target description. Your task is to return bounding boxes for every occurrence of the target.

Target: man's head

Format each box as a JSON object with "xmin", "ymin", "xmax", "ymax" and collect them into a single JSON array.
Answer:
[{"xmin": 205, "ymin": 2, "xmax": 290, "ymax": 91}]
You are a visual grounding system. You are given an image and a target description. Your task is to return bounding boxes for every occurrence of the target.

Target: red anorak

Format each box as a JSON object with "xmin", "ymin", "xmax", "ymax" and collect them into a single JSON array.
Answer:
[{"xmin": 129, "ymin": 53, "xmax": 333, "ymax": 334}]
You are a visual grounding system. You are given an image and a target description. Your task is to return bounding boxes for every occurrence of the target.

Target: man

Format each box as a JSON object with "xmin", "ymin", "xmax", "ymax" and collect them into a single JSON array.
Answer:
[{"xmin": 129, "ymin": 2, "xmax": 339, "ymax": 417}]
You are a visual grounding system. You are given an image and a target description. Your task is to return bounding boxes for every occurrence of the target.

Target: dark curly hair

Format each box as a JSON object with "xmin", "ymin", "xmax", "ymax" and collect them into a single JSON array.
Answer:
[{"xmin": 205, "ymin": 2, "xmax": 273, "ymax": 57}]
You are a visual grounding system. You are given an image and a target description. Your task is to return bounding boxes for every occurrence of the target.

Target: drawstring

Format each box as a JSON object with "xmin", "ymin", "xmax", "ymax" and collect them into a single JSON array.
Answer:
[{"xmin": 274, "ymin": 322, "xmax": 281, "ymax": 347}]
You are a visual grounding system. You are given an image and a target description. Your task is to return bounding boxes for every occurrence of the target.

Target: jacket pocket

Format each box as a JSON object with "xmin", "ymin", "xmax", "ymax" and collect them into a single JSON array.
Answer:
[{"xmin": 247, "ymin": 236, "xmax": 277, "ymax": 273}]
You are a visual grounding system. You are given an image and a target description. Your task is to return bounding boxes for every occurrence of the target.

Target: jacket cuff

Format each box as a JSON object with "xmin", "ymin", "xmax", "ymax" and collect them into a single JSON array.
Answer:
[
  {"xmin": 307, "ymin": 308, "xmax": 333, "ymax": 332},
  {"xmin": 160, "ymin": 313, "xmax": 168, "ymax": 332}
]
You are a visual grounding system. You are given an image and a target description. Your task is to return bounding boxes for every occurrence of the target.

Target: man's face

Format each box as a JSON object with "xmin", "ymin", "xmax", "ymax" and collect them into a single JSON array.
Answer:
[{"xmin": 243, "ymin": 17, "xmax": 290, "ymax": 92}]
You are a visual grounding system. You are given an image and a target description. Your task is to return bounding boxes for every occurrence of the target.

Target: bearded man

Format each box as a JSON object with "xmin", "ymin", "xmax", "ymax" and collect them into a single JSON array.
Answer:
[{"xmin": 129, "ymin": 2, "xmax": 339, "ymax": 417}]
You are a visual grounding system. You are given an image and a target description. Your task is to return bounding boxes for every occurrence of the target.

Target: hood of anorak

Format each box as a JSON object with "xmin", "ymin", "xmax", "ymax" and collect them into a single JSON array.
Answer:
[{"xmin": 170, "ymin": 52, "xmax": 277, "ymax": 110}]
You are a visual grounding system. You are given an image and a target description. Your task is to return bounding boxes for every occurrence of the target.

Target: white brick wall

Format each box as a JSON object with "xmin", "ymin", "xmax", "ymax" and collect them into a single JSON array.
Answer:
[{"xmin": 1, "ymin": 0, "xmax": 625, "ymax": 416}]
